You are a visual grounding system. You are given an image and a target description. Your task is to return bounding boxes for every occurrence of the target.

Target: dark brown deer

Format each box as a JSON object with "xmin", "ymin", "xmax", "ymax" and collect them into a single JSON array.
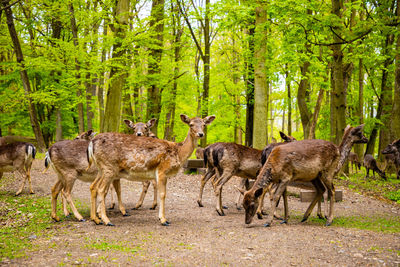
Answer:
[
  {"xmin": 363, "ymin": 154, "xmax": 386, "ymax": 180},
  {"xmin": 197, "ymin": 132, "xmax": 296, "ymax": 217},
  {"xmin": 348, "ymin": 152, "xmax": 361, "ymax": 173},
  {"xmin": 0, "ymin": 141, "xmax": 36, "ymax": 195},
  {"xmin": 382, "ymin": 139, "xmax": 400, "ymax": 179},
  {"xmin": 241, "ymin": 125, "xmax": 367, "ymax": 227},
  {"xmin": 46, "ymin": 130, "xmax": 128, "ymax": 222},
  {"xmin": 88, "ymin": 114, "xmax": 216, "ymax": 226}
]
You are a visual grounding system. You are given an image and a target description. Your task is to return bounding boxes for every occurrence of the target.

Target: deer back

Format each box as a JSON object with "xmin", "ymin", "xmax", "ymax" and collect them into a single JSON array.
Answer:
[{"xmin": 0, "ymin": 142, "xmax": 36, "ymax": 172}]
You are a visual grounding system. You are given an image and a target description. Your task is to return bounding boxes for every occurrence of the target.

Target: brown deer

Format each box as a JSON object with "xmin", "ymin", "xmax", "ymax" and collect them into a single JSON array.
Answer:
[
  {"xmin": 241, "ymin": 125, "xmax": 367, "ymax": 227},
  {"xmin": 0, "ymin": 141, "xmax": 36, "ymax": 195},
  {"xmin": 382, "ymin": 139, "xmax": 400, "ymax": 179},
  {"xmin": 46, "ymin": 130, "xmax": 128, "ymax": 222},
  {"xmin": 195, "ymin": 147, "xmax": 204, "ymax": 159},
  {"xmin": 87, "ymin": 114, "xmax": 216, "ymax": 226},
  {"xmin": 363, "ymin": 154, "xmax": 386, "ymax": 180},
  {"xmin": 197, "ymin": 132, "xmax": 296, "ymax": 217},
  {"xmin": 348, "ymin": 152, "xmax": 361, "ymax": 173}
]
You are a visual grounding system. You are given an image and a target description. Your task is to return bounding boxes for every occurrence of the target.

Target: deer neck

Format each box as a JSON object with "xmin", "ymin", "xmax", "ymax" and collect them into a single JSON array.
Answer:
[
  {"xmin": 337, "ymin": 137, "xmax": 353, "ymax": 172},
  {"xmin": 177, "ymin": 131, "xmax": 198, "ymax": 164}
]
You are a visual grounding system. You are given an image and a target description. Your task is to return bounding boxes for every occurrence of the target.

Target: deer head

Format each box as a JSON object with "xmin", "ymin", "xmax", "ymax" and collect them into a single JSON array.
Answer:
[
  {"xmin": 382, "ymin": 139, "xmax": 400, "ymax": 154},
  {"xmin": 342, "ymin": 124, "xmax": 368, "ymax": 145},
  {"xmin": 180, "ymin": 114, "xmax": 215, "ymax": 139},
  {"xmin": 124, "ymin": 118, "xmax": 157, "ymax": 137},
  {"xmin": 241, "ymin": 187, "xmax": 263, "ymax": 224},
  {"xmin": 75, "ymin": 130, "xmax": 96, "ymax": 140},
  {"xmin": 279, "ymin": 131, "xmax": 296, "ymax": 143}
]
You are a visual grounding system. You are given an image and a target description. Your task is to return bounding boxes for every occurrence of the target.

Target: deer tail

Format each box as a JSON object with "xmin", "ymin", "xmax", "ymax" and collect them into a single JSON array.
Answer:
[
  {"xmin": 87, "ymin": 140, "xmax": 95, "ymax": 170},
  {"xmin": 43, "ymin": 151, "xmax": 52, "ymax": 173}
]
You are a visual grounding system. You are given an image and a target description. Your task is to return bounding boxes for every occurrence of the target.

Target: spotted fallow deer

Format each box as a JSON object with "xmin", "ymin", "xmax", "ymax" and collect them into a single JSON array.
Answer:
[
  {"xmin": 197, "ymin": 132, "xmax": 296, "ymax": 217},
  {"xmin": 363, "ymin": 154, "xmax": 386, "ymax": 180},
  {"xmin": 0, "ymin": 141, "xmax": 36, "ymax": 195},
  {"xmin": 382, "ymin": 139, "xmax": 400, "ymax": 179},
  {"xmin": 46, "ymin": 130, "xmax": 128, "ymax": 222},
  {"xmin": 348, "ymin": 152, "xmax": 361, "ymax": 173},
  {"xmin": 242, "ymin": 125, "xmax": 368, "ymax": 227},
  {"xmin": 87, "ymin": 114, "xmax": 216, "ymax": 226}
]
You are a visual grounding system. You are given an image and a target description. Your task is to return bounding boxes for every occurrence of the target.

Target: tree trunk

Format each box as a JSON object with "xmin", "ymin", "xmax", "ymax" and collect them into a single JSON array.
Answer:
[
  {"xmin": 244, "ymin": 26, "xmax": 255, "ymax": 147},
  {"xmin": 297, "ymin": 60, "xmax": 311, "ymax": 139},
  {"xmin": 56, "ymin": 108, "xmax": 62, "ymax": 141},
  {"xmin": 3, "ymin": 3, "xmax": 46, "ymax": 151},
  {"xmin": 103, "ymin": 0, "xmax": 130, "ymax": 133},
  {"xmin": 286, "ymin": 69, "xmax": 292, "ymax": 136},
  {"xmin": 146, "ymin": 0, "xmax": 165, "ymax": 137},
  {"xmin": 354, "ymin": 58, "xmax": 364, "ymax": 160},
  {"xmin": 200, "ymin": 0, "xmax": 210, "ymax": 147},
  {"xmin": 252, "ymin": 3, "xmax": 268, "ymax": 150},
  {"xmin": 392, "ymin": 1, "xmax": 400, "ymax": 139}
]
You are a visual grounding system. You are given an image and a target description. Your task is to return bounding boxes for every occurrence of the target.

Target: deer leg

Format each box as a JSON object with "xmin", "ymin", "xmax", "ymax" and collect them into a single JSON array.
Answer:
[
  {"xmin": 98, "ymin": 176, "xmax": 113, "ymax": 226},
  {"xmin": 282, "ymin": 188, "xmax": 289, "ymax": 223},
  {"xmin": 27, "ymin": 168, "xmax": 34, "ymax": 194},
  {"xmin": 319, "ymin": 177, "xmax": 335, "ymax": 226},
  {"xmin": 90, "ymin": 173, "xmax": 103, "ymax": 225},
  {"xmin": 213, "ymin": 171, "xmax": 234, "ymax": 216},
  {"xmin": 157, "ymin": 171, "xmax": 169, "ymax": 226},
  {"xmin": 61, "ymin": 190, "xmax": 70, "ymax": 217},
  {"xmin": 365, "ymin": 168, "xmax": 369, "ymax": 179},
  {"xmin": 235, "ymin": 178, "xmax": 247, "ymax": 210},
  {"xmin": 133, "ymin": 181, "xmax": 150, "ymax": 210},
  {"xmin": 108, "ymin": 185, "xmax": 116, "ymax": 210},
  {"xmin": 256, "ymin": 186, "xmax": 269, "ymax": 219},
  {"xmin": 62, "ymin": 179, "xmax": 85, "ymax": 222},
  {"xmin": 112, "ymin": 179, "xmax": 127, "ymax": 216},
  {"xmin": 15, "ymin": 170, "xmax": 27, "ymax": 196},
  {"xmin": 265, "ymin": 181, "xmax": 289, "ymax": 227},
  {"xmin": 51, "ymin": 180, "xmax": 63, "ymax": 222},
  {"xmin": 150, "ymin": 179, "xmax": 157, "ymax": 210},
  {"xmin": 0, "ymin": 172, "xmax": 3, "ymax": 179},
  {"xmin": 197, "ymin": 167, "xmax": 215, "ymax": 207}
]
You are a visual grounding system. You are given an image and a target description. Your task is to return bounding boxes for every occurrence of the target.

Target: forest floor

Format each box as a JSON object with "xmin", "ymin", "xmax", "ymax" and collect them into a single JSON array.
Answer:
[{"xmin": 1, "ymin": 159, "xmax": 400, "ymax": 266}]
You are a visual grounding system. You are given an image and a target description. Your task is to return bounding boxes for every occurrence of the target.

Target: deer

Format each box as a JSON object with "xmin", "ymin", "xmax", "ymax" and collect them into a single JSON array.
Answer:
[
  {"xmin": 363, "ymin": 154, "xmax": 386, "ymax": 180},
  {"xmin": 195, "ymin": 147, "xmax": 204, "ymax": 159},
  {"xmin": 87, "ymin": 114, "xmax": 216, "ymax": 226},
  {"xmin": 0, "ymin": 141, "xmax": 36, "ymax": 195},
  {"xmin": 197, "ymin": 132, "xmax": 296, "ymax": 217},
  {"xmin": 240, "ymin": 124, "xmax": 368, "ymax": 227},
  {"xmin": 348, "ymin": 152, "xmax": 361, "ymax": 173},
  {"xmin": 382, "ymin": 140, "xmax": 400, "ymax": 179}
]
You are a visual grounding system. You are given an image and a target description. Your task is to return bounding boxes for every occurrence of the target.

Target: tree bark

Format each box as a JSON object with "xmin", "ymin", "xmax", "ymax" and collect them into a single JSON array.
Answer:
[
  {"xmin": 244, "ymin": 26, "xmax": 255, "ymax": 147},
  {"xmin": 390, "ymin": 0, "xmax": 400, "ymax": 141},
  {"xmin": 354, "ymin": 58, "xmax": 364, "ymax": 159},
  {"xmin": 103, "ymin": 0, "xmax": 130, "ymax": 133},
  {"xmin": 297, "ymin": 60, "xmax": 311, "ymax": 139},
  {"xmin": 252, "ymin": 3, "xmax": 268, "ymax": 150},
  {"xmin": 146, "ymin": 0, "xmax": 165, "ymax": 137},
  {"xmin": 3, "ymin": 2, "xmax": 46, "ymax": 151},
  {"xmin": 286, "ymin": 69, "xmax": 292, "ymax": 136}
]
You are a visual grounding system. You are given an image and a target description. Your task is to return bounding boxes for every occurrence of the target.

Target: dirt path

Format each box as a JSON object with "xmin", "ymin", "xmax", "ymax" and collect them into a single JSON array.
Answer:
[{"xmin": 2, "ymin": 160, "xmax": 400, "ymax": 266}]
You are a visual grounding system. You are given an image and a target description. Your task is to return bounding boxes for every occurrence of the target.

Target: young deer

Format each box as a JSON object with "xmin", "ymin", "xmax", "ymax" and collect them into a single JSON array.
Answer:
[
  {"xmin": 363, "ymin": 154, "xmax": 386, "ymax": 180},
  {"xmin": 0, "ymin": 141, "xmax": 36, "ymax": 195},
  {"xmin": 242, "ymin": 125, "xmax": 367, "ymax": 227},
  {"xmin": 348, "ymin": 152, "xmax": 361, "ymax": 173},
  {"xmin": 123, "ymin": 119, "xmax": 158, "ymax": 210},
  {"xmin": 87, "ymin": 114, "xmax": 216, "ymax": 226},
  {"xmin": 382, "ymin": 140, "xmax": 400, "ymax": 179},
  {"xmin": 197, "ymin": 132, "xmax": 295, "ymax": 217},
  {"xmin": 46, "ymin": 130, "xmax": 127, "ymax": 222}
]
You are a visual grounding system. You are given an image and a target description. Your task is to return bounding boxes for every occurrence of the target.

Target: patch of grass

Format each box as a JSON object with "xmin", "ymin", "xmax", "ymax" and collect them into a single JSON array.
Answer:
[
  {"xmin": 0, "ymin": 191, "xmax": 54, "ymax": 261},
  {"xmin": 337, "ymin": 173, "xmax": 400, "ymax": 204},
  {"xmin": 292, "ymin": 213, "xmax": 400, "ymax": 233},
  {"xmin": 85, "ymin": 239, "xmax": 141, "ymax": 254}
]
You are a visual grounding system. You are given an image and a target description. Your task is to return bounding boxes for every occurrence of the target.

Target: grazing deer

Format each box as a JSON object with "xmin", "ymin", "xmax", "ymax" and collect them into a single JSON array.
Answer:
[
  {"xmin": 46, "ymin": 130, "xmax": 127, "ymax": 222},
  {"xmin": 363, "ymin": 154, "xmax": 386, "ymax": 180},
  {"xmin": 241, "ymin": 125, "xmax": 367, "ymax": 227},
  {"xmin": 87, "ymin": 114, "xmax": 216, "ymax": 226},
  {"xmin": 382, "ymin": 140, "xmax": 400, "ymax": 179},
  {"xmin": 197, "ymin": 132, "xmax": 295, "ymax": 217},
  {"xmin": 348, "ymin": 152, "xmax": 361, "ymax": 173},
  {"xmin": 0, "ymin": 141, "xmax": 36, "ymax": 195}
]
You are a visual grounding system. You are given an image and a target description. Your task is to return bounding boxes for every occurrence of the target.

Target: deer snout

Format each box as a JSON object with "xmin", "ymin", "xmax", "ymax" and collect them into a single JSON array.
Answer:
[
  {"xmin": 197, "ymin": 132, "xmax": 204, "ymax": 138},
  {"xmin": 136, "ymin": 132, "xmax": 143, "ymax": 136}
]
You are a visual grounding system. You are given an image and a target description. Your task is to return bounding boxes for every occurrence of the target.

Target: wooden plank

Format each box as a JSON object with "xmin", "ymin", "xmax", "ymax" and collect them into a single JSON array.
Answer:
[
  {"xmin": 300, "ymin": 190, "xmax": 343, "ymax": 202},
  {"xmin": 183, "ymin": 159, "xmax": 205, "ymax": 169}
]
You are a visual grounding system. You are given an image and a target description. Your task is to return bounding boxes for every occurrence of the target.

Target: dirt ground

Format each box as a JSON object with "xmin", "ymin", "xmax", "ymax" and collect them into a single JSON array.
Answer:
[{"xmin": 1, "ymin": 159, "xmax": 400, "ymax": 266}]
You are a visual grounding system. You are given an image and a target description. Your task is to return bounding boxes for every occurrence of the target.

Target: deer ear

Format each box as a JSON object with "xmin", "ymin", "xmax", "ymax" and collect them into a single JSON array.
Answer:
[
  {"xmin": 204, "ymin": 115, "xmax": 216, "ymax": 125},
  {"xmin": 254, "ymin": 188, "xmax": 263, "ymax": 198},
  {"xmin": 344, "ymin": 125, "xmax": 352, "ymax": 132},
  {"xmin": 147, "ymin": 118, "xmax": 157, "ymax": 128},
  {"xmin": 235, "ymin": 186, "xmax": 246, "ymax": 195},
  {"xmin": 86, "ymin": 129, "xmax": 93, "ymax": 138},
  {"xmin": 352, "ymin": 124, "xmax": 364, "ymax": 134},
  {"xmin": 393, "ymin": 139, "xmax": 400, "ymax": 148},
  {"xmin": 124, "ymin": 119, "xmax": 134, "ymax": 129},
  {"xmin": 180, "ymin": 114, "xmax": 191, "ymax": 125},
  {"xmin": 279, "ymin": 131, "xmax": 289, "ymax": 142}
]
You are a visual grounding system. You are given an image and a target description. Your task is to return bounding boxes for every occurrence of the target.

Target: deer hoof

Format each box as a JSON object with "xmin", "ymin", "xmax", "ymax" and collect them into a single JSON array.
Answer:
[
  {"xmin": 149, "ymin": 206, "xmax": 156, "ymax": 210},
  {"xmin": 216, "ymin": 209, "xmax": 225, "ymax": 216},
  {"xmin": 65, "ymin": 214, "xmax": 71, "ymax": 219},
  {"xmin": 280, "ymin": 220, "xmax": 287, "ymax": 224},
  {"xmin": 52, "ymin": 216, "xmax": 60, "ymax": 222},
  {"xmin": 108, "ymin": 207, "xmax": 115, "ymax": 210},
  {"xmin": 236, "ymin": 206, "xmax": 242, "ymax": 211},
  {"xmin": 301, "ymin": 217, "xmax": 308, "ymax": 223},
  {"xmin": 325, "ymin": 221, "xmax": 332, "ymax": 226},
  {"xmin": 161, "ymin": 221, "xmax": 170, "ymax": 226},
  {"xmin": 106, "ymin": 222, "xmax": 115, "ymax": 226},
  {"xmin": 30, "ymin": 191, "xmax": 35, "ymax": 194},
  {"xmin": 123, "ymin": 212, "xmax": 130, "ymax": 217},
  {"xmin": 264, "ymin": 223, "xmax": 271, "ymax": 227},
  {"xmin": 257, "ymin": 213, "xmax": 263, "ymax": 220},
  {"xmin": 222, "ymin": 205, "xmax": 228, "ymax": 210},
  {"xmin": 317, "ymin": 214, "xmax": 324, "ymax": 220},
  {"xmin": 197, "ymin": 200, "xmax": 204, "ymax": 207},
  {"xmin": 79, "ymin": 219, "xmax": 86, "ymax": 222},
  {"xmin": 131, "ymin": 207, "xmax": 139, "ymax": 210}
]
